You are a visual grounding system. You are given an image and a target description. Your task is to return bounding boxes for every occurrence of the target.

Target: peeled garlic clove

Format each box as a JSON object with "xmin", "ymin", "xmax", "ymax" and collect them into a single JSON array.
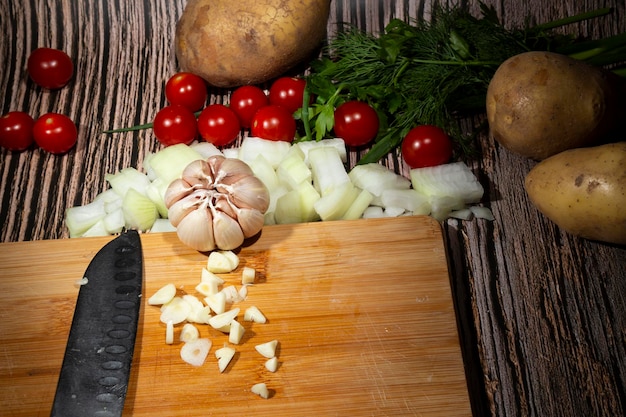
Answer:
[
  {"xmin": 212, "ymin": 210, "xmax": 244, "ymax": 250},
  {"xmin": 176, "ymin": 207, "xmax": 216, "ymax": 252}
]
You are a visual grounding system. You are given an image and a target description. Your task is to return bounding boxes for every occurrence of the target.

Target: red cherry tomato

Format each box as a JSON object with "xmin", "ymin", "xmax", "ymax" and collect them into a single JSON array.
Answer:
[
  {"xmin": 153, "ymin": 105, "xmax": 198, "ymax": 146},
  {"xmin": 251, "ymin": 105, "xmax": 296, "ymax": 142},
  {"xmin": 268, "ymin": 77, "xmax": 306, "ymax": 114},
  {"xmin": 333, "ymin": 101, "xmax": 379, "ymax": 147},
  {"xmin": 0, "ymin": 111, "xmax": 35, "ymax": 151},
  {"xmin": 230, "ymin": 85, "xmax": 269, "ymax": 128},
  {"xmin": 32, "ymin": 113, "xmax": 78, "ymax": 154},
  {"xmin": 27, "ymin": 48, "xmax": 74, "ymax": 89},
  {"xmin": 197, "ymin": 104, "xmax": 240, "ymax": 147},
  {"xmin": 401, "ymin": 125, "xmax": 453, "ymax": 168},
  {"xmin": 165, "ymin": 72, "xmax": 208, "ymax": 112}
]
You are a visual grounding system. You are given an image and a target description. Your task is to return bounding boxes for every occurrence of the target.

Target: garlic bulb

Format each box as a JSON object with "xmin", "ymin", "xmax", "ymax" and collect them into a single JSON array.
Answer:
[{"xmin": 165, "ymin": 156, "xmax": 270, "ymax": 251}]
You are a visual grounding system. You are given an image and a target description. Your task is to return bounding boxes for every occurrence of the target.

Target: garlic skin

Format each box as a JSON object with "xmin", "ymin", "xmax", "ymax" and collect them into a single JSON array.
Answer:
[{"xmin": 165, "ymin": 156, "xmax": 270, "ymax": 252}]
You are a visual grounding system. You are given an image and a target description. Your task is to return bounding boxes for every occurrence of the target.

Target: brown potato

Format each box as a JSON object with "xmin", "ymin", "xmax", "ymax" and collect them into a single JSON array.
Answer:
[
  {"xmin": 175, "ymin": 0, "xmax": 330, "ymax": 88},
  {"xmin": 486, "ymin": 51, "xmax": 622, "ymax": 160},
  {"xmin": 524, "ymin": 142, "xmax": 626, "ymax": 245}
]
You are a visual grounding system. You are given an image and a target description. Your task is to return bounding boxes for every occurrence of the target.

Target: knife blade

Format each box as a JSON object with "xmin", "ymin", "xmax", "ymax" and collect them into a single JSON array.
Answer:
[{"xmin": 51, "ymin": 230, "xmax": 143, "ymax": 417}]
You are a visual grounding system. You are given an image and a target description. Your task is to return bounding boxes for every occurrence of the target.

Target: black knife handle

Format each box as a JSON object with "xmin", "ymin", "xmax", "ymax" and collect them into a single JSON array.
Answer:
[{"xmin": 51, "ymin": 230, "xmax": 143, "ymax": 417}]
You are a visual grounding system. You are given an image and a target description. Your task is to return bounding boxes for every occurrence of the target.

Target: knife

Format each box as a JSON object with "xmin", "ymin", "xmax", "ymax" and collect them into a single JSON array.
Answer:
[{"xmin": 51, "ymin": 230, "xmax": 143, "ymax": 417}]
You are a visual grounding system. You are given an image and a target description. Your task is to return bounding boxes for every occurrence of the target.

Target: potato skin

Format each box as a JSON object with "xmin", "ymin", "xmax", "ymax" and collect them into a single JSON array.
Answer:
[
  {"xmin": 524, "ymin": 142, "xmax": 626, "ymax": 245},
  {"xmin": 486, "ymin": 51, "xmax": 621, "ymax": 160},
  {"xmin": 175, "ymin": 0, "xmax": 330, "ymax": 88}
]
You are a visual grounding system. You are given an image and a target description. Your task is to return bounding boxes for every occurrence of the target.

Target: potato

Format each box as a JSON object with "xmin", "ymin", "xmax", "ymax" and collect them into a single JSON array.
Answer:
[
  {"xmin": 175, "ymin": 0, "xmax": 330, "ymax": 88},
  {"xmin": 524, "ymin": 142, "xmax": 626, "ymax": 245},
  {"xmin": 486, "ymin": 51, "xmax": 622, "ymax": 160}
]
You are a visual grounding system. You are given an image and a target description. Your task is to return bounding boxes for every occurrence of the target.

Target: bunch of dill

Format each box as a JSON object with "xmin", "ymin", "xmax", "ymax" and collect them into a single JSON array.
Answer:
[{"xmin": 299, "ymin": 3, "xmax": 624, "ymax": 164}]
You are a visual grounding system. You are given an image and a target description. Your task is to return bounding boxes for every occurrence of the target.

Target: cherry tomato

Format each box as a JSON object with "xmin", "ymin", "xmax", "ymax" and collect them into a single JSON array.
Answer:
[
  {"xmin": 32, "ymin": 113, "xmax": 77, "ymax": 154},
  {"xmin": 197, "ymin": 104, "xmax": 240, "ymax": 146},
  {"xmin": 153, "ymin": 105, "xmax": 198, "ymax": 146},
  {"xmin": 333, "ymin": 101, "xmax": 379, "ymax": 147},
  {"xmin": 0, "ymin": 111, "xmax": 35, "ymax": 151},
  {"xmin": 165, "ymin": 72, "xmax": 208, "ymax": 111},
  {"xmin": 230, "ymin": 85, "xmax": 269, "ymax": 128},
  {"xmin": 251, "ymin": 105, "xmax": 296, "ymax": 142},
  {"xmin": 401, "ymin": 125, "xmax": 453, "ymax": 168},
  {"xmin": 268, "ymin": 77, "xmax": 306, "ymax": 114},
  {"xmin": 27, "ymin": 48, "xmax": 74, "ymax": 89}
]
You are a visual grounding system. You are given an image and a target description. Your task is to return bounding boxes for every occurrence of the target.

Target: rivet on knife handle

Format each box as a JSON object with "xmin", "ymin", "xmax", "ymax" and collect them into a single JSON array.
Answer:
[{"xmin": 51, "ymin": 230, "xmax": 143, "ymax": 417}]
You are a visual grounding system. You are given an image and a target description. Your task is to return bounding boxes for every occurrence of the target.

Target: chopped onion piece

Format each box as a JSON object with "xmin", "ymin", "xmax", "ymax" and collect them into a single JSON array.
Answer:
[
  {"xmin": 255, "ymin": 339, "xmax": 278, "ymax": 358},
  {"xmin": 147, "ymin": 143, "xmax": 203, "ymax": 184},
  {"xmin": 342, "ymin": 188, "xmax": 374, "ymax": 220},
  {"xmin": 296, "ymin": 138, "xmax": 347, "ymax": 165},
  {"xmin": 239, "ymin": 137, "xmax": 291, "ymax": 169},
  {"xmin": 348, "ymin": 163, "xmax": 411, "ymax": 197},
  {"xmin": 314, "ymin": 181, "xmax": 359, "ymax": 221},
  {"xmin": 215, "ymin": 346, "xmax": 236, "ymax": 373},
  {"xmin": 122, "ymin": 188, "xmax": 158, "ymax": 231},
  {"xmin": 148, "ymin": 283, "xmax": 177, "ymax": 305},
  {"xmin": 410, "ymin": 162, "xmax": 484, "ymax": 205},
  {"xmin": 449, "ymin": 208, "xmax": 474, "ymax": 220},
  {"xmin": 190, "ymin": 141, "xmax": 224, "ymax": 159},
  {"xmin": 251, "ymin": 382, "xmax": 270, "ymax": 399},
  {"xmin": 265, "ymin": 356, "xmax": 279, "ymax": 373},
  {"xmin": 244, "ymin": 306, "xmax": 267, "ymax": 324},
  {"xmin": 362, "ymin": 206, "xmax": 385, "ymax": 219},
  {"xmin": 308, "ymin": 146, "xmax": 351, "ymax": 197},
  {"xmin": 470, "ymin": 206, "xmax": 495, "ymax": 221},
  {"xmin": 65, "ymin": 199, "xmax": 107, "ymax": 238},
  {"xmin": 180, "ymin": 338, "xmax": 211, "ymax": 367}
]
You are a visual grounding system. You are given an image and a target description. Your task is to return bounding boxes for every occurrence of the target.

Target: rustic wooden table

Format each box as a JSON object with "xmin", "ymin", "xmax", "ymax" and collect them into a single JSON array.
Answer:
[{"xmin": 1, "ymin": 1, "xmax": 625, "ymax": 416}]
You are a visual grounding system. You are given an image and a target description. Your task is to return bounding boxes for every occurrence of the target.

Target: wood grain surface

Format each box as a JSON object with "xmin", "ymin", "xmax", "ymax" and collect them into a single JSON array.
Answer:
[
  {"xmin": 0, "ymin": 216, "xmax": 472, "ymax": 416},
  {"xmin": 1, "ymin": 1, "xmax": 625, "ymax": 416}
]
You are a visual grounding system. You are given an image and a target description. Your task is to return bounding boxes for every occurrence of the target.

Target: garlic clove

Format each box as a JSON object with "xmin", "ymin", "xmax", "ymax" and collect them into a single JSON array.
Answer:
[
  {"xmin": 181, "ymin": 159, "xmax": 215, "ymax": 188},
  {"xmin": 176, "ymin": 207, "xmax": 216, "ymax": 252},
  {"xmin": 227, "ymin": 175, "xmax": 270, "ymax": 212},
  {"xmin": 164, "ymin": 178, "xmax": 194, "ymax": 208},
  {"xmin": 212, "ymin": 211, "xmax": 244, "ymax": 250},
  {"xmin": 234, "ymin": 206, "xmax": 265, "ymax": 238},
  {"xmin": 168, "ymin": 192, "xmax": 202, "ymax": 227}
]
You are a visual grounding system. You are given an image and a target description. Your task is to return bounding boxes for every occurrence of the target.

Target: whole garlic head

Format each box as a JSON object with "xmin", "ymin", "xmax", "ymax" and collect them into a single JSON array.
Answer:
[{"xmin": 165, "ymin": 155, "xmax": 269, "ymax": 252}]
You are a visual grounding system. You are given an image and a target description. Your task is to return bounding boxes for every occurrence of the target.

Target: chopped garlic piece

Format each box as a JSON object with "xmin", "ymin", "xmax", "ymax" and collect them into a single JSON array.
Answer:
[
  {"xmin": 180, "ymin": 338, "xmax": 212, "ymax": 367},
  {"xmin": 251, "ymin": 382, "xmax": 270, "ymax": 399},
  {"xmin": 207, "ymin": 250, "xmax": 238, "ymax": 273},
  {"xmin": 208, "ymin": 308, "xmax": 240, "ymax": 330},
  {"xmin": 244, "ymin": 306, "xmax": 267, "ymax": 324},
  {"xmin": 228, "ymin": 320, "xmax": 245, "ymax": 344},
  {"xmin": 215, "ymin": 346, "xmax": 236, "ymax": 373},
  {"xmin": 165, "ymin": 320, "xmax": 174, "ymax": 345},
  {"xmin": 205, "ymin": 292, "xmax": 227, "ymax": 315},
  {"xmin": 264, "ymin": 356, "xmax": 279, "ymax": 373},
  {"xmin": 241, "ymin": 266, "xmax": 255, "ymax": 285},
  {"xmin": 160, "ymin": 296, "xmax": 192, "ymax": 325},
  {"xmin": 180, "ymin": 323, "xmax": 199, "ymax": 343},
  {"xmin": 148, "ymin": 283, "xmax": 177, "ymax": 305},
  {"xmin": 255, "ymin": 340, "xmax": 278, "ymax": 358}
]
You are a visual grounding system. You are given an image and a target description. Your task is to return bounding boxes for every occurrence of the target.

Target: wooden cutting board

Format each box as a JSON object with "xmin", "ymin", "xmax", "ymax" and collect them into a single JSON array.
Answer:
[{"xmin": 0, "ymin": 216, "xmax": 472, "ymax": 416}]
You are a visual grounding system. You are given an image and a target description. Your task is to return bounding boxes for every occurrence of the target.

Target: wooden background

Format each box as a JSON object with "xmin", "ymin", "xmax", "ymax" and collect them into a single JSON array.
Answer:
[{"xmin": 1, "ymin": 0, "xmax": 625, "ymax": 416}]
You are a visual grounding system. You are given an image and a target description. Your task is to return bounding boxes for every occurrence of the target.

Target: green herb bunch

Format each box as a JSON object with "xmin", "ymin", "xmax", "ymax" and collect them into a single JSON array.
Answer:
[{"xmin": 298, "ymin": 4, "xmax": 625, "ymax": 164}]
